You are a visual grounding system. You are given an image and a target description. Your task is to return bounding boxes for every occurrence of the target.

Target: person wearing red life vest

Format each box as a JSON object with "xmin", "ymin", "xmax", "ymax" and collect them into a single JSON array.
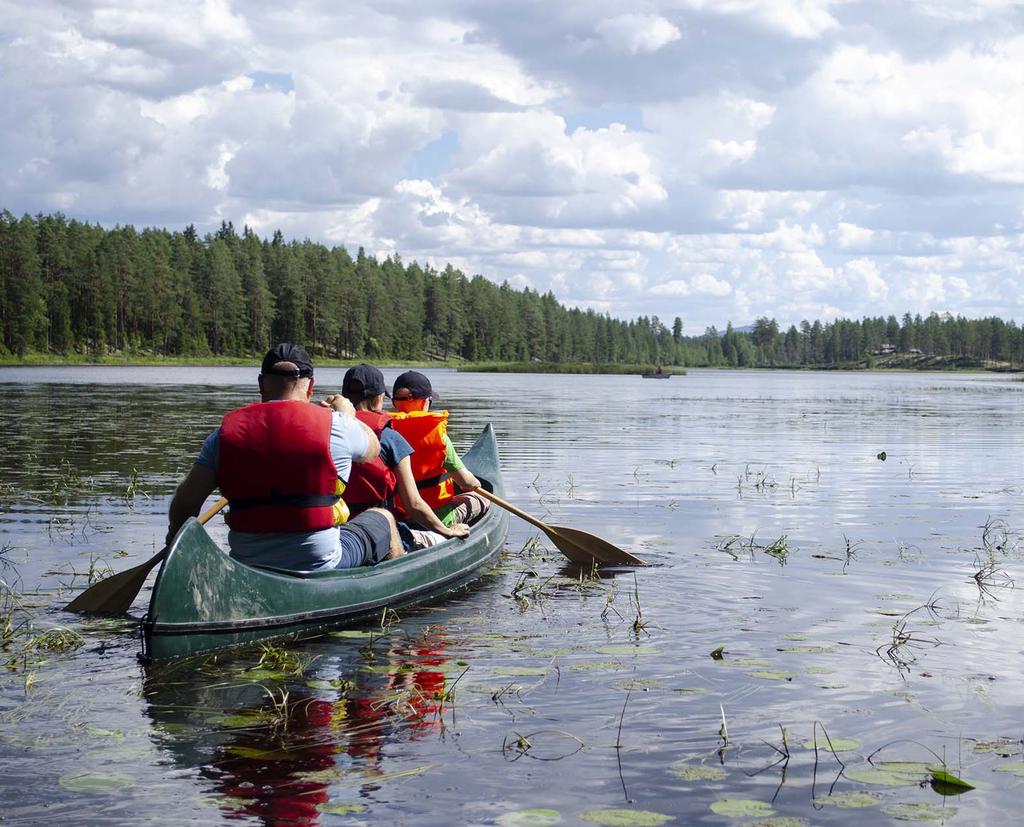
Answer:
[
  {"xmin": 335, "ymin": 363, "xmax": 469, "ymax": 549},
  {"xmin": 389, "ymin": 371, "xmax": 490, "ymax": 535},
  {"xmin": 166, "ymin": 344, "xmax": 404, "ymax": 571}
]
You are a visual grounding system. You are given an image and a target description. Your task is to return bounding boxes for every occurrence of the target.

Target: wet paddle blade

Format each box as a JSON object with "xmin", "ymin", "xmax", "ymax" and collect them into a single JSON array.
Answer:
[
  {"xmin": 62, "ymin": 550, "xmax": 166, "ymax": 614},
  {"xmin": 544, "ymin": 524, "xmax": 646, "ymax": 566}
]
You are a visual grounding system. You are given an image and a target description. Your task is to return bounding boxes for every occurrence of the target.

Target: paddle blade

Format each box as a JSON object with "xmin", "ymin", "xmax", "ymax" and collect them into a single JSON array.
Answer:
[
  {"xmin": 544, "ymin": 524, "xmax": 645, "ymax": 566},
  {"xmin": 62, "ymin": 550, "xmax": 166, "ymax": 614}
]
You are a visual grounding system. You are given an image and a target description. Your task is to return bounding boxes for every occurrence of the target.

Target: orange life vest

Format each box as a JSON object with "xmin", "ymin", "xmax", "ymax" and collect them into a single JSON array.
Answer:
[
  {"xmin": 219, "ymin": 401, "xmax": 345, "ymax": 533},
  {"xmin": 388, "ymin": 410, "xmax": 454, "ymax": 515}
]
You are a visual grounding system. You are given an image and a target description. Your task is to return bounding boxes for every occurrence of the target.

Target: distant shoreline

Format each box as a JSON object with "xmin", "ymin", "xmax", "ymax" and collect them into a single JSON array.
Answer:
[{"xmin": 0, "ymin": 353, "xmax": 1020, "ymax": 375}]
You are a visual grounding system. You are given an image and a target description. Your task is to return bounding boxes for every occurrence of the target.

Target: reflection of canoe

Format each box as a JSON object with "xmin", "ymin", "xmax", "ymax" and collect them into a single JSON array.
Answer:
[
  {"xmin": 640, "ymin": 372, "xmax": 671, "ymax": 378},
  {"xmin": 142, "ymin": 425, "xmax": 509, "ymax": 660}
]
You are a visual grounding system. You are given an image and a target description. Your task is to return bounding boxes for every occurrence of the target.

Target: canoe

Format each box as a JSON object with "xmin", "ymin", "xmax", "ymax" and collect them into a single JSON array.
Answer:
[
  {"xmin": 640, "ymin": 372, "xmax": 671, "ymax": 378},
  {"xmin": 141, "ymin": 424, "xmax": 509, "ymax": 660}
]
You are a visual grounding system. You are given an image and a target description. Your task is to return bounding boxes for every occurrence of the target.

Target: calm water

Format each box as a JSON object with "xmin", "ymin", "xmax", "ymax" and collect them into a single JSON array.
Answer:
[{"xmin": 1, "ymin": 367, "xmax": 1022, "ymax": 826}]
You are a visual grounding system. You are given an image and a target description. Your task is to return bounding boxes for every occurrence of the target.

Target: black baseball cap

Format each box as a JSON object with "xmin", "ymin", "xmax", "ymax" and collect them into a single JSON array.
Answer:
[
  {"xmin": 261, "ymin": 343, "xmax": 314, "ymax": 378},
  {"xmin": 392, "ymin": 370, "xmax": 437, "ymax": 400},
  {"xmin": 342, "ymin": 364, "xmax": 389, "ymax": 399}
]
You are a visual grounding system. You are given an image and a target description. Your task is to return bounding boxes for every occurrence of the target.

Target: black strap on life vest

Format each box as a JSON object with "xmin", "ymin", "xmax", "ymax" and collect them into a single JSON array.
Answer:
[
  {"xmin": 415, "ymin": 471, "xmax": 451, "ymax": 490},
  {"xmin": 228, "ymin": 493, "xmax": 341, "ymax": 512}
]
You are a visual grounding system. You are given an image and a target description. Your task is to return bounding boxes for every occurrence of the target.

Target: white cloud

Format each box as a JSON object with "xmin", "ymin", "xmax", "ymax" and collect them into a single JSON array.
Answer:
[
  {"xmin": 595, "ymin": 14, "xmax": 682, "ymax": 55},
  {"xmin": 1, "ymin": 0, "xmax": 1023, "ymax": 330},
  {"xmin": 835, "ymin": 222, "xmax": 874, "ymax": 250},
  {"xmin": 675, "ymin": 0, "xmax": 840, "ymax": 38}
]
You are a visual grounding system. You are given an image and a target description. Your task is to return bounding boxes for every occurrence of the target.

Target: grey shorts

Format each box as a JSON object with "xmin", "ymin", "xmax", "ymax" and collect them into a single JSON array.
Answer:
[{"xmin": 337, "ymin": 510, "xmax": 392, "ymax": 567}]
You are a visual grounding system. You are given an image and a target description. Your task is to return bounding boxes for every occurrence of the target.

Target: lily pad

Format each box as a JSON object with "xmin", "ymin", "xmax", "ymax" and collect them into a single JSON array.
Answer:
[
  {"xmin": 928, "ymin": 768, "xmax": 974, "ymax": 791},
  {"xmin": 492, "ymin": 666, "xmax": 550, "ymax": 677},
  {"xmin": 369, "ymin": 764, "xmax": 437, "ymax": 783},
  {"xmin": 742, "ymin": 820, "xmax": 807, "ymax": 827},
  {"xmin": 328, "ymin": 629, "xmax": 379, "ymax": 638},
  {"xmin": 710, "ymin": 799, "xmax": 773, "ymax": 817},
  {"xmin": 803, "ymin": 666, "xmax": 834, "ymax": 675},
  {"xmin": 571, "ymin": 660, "xmax": 624, "ymax": 672},
  {"xmin": 723, "ymin": 658, "xmax": 770, "ymax": 669},
  {"xmin": 594, "ymin": 645, "xmax": 662, "ymax": 656},
  {"xmin": 671, "ymin": 687, "xmax": 710, "ymax": 695},
  {"xmin": 972, "ymin": 740, "xmax": 1019, "ymax": 756},
  {"xmin": 496, "ymin": 809, "xmax": 563, "ymax": 827},
  {"xmin": 993, "ymin": 762, "xmax": 1024, "ymax": 776},
  {"xmin": 874, "ymin": 761, "xmax": 932, "ymax": 777},
  {"xmin": 207, "ymin": 712, "xmax": 264, "ymax": 728},
  {"xmin": 843, "ymin": 767, "xmax": 918, "ymax": 786},
  {"xmin": 317, "ymin": 802, "xmax": 366, "ymax": 815},
  {"xmin": 671, "ymin": 764, "xmax": 727, "ymax": 782},
  {"xmin": 580, "ymin": 808, "xmax": 671, "ymax": 826},
  {"xmin": 780, "ymin": 633, "xmax": 809, "ymax": 641},
  {"xmin": 746, "ymin": 669, "xmax": 793, "ymax": 681},
  {"xmin": 85, "ymin": 727, "xmax": 125, "ymax": 739},
  {"xmin": 882, "ymin": 802, "xmax": 957, "ymax": 821},
  {"xmin": 237, "ymin": 668, "xmax": 288, "ymax": 682},
  {"xmin": 226, "ymin": 745, "xmax": 296, "ymax": 760},
  {"xmin": 612, "ymin": 678, "xmax": 661, "ymax": 691},
  {"xmin": 777, "ymin": 645, "xmax": 834, "ymax": 654},
  {"xmin": 58, "ymin": 771, "xmax": 135, "ymax": 794},
  {"xmin": 802, "ymin": 738, "xmax": 860, "ymax": 752},
  {"xmin": 817, "ymin": 791, "xmax": 882, "ymax": 808}
]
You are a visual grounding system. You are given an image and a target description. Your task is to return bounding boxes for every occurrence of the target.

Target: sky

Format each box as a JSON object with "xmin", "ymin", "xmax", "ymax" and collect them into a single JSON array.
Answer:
[{"xmin": 1, "ymin": 0, "xmax": 1023, "ymax": 331}]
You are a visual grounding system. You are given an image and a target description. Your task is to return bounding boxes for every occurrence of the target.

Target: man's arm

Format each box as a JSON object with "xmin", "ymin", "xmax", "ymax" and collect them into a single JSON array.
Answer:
[
  {"xmin": 166, "ymin": 463, "xmax": 218, "ymax": 544},
  {"xmin": 323, "ymin": 394, "xmax": 380, "ymax": 462}
]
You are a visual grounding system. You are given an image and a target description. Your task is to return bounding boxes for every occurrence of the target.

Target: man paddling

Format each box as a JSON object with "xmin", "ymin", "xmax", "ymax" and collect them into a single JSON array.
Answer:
[{"xmin": 166, "ymin": 343, "xmax": 404, "ymax": 570}]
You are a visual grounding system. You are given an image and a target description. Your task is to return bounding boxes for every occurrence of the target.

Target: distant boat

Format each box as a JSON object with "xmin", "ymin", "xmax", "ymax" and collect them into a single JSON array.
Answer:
[{"xmin": 641, "ymin": 371, "xmax": 671, "ymax": 379}]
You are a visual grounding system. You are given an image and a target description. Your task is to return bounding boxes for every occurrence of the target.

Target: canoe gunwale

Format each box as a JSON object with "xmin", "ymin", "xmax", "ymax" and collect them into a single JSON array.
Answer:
[{"xmin": 144, "ymin": 538, "xmax": 503, "ymax": 637}]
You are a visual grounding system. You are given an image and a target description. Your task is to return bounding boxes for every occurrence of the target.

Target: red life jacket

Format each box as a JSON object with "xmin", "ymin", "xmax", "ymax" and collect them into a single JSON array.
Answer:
[
  {"xmin": 389, "ymin": 410, "xmax": 454, "ymax": 516},
  {"xmin": 342, "ymin": 410, "xmax": 397, "ymax": 515},
  {"xmin": 219, "ymin": 401, "xmax": 341, "ymax": 533}
]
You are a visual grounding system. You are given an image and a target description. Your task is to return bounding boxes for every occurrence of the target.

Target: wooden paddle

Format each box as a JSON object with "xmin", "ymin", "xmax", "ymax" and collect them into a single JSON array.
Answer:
[
  {"xmin": 473, "ymin": 488, "xmax": 645, "ymax": 566},
  {"xmin": 63, "ymin": 497, "xmax": 228, "ymax": 615}
]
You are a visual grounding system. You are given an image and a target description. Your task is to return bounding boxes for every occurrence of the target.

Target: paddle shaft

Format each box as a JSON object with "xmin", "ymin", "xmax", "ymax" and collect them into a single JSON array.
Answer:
[
  {"xmin": 473, "ymin": 487, "xmax": 644, "ymax": 565},
  {"xmin": 63, "ymin": 497, "xmax": 228, "ymax": 614},
  {"xmin": 473, "ymin": 488, "xmax": 552, "ymax": 533}
]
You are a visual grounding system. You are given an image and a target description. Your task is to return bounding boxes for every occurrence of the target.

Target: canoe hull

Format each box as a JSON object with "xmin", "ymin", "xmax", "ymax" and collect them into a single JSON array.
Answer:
[{"xmin": 142, "ymin": 424, "xmax": 508, "ymax": 660}]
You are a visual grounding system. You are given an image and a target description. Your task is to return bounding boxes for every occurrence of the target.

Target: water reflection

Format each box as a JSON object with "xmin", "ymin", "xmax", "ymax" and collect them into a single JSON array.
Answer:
[{"xmin": 143, "ymin": 627, "xmax": 451, "ymax": 826}]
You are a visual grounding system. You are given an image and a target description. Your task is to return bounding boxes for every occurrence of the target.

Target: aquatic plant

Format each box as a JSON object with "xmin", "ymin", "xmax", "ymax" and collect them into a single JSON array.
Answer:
[
  {"xmin": 715, "ymin": 532, "xmax": 792, "ymax": 566},
  {"xmin": 875, "ymin": 600, "xmax": 943, "ymax": 675},
  {"xmin": 122, "ymin": 467, "xmax": 149, "ymax": 508},
  {"xmin": 501, "ymin": 728, "xmax": 584, "ymax": 761},
  {"xmin": 255, "ymin": 642, "xmax": 313, "ymax": 676}
]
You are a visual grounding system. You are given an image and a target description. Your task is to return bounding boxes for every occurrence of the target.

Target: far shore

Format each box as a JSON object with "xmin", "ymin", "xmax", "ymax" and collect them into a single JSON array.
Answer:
[{"xmin": 0, "ymin": 352, "xmax": 1018, "ymax": 374}]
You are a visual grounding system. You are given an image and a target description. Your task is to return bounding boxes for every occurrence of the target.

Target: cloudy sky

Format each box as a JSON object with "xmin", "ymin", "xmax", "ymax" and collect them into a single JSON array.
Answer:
[{"xmin": 2, "ymin": 1, "xmax": 1023, "ymax": 330}]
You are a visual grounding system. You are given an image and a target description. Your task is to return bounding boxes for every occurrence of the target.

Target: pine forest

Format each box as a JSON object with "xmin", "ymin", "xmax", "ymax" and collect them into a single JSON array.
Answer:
[{"xmin": 1, "ymin": 210, "xmax": 1021, "ymax": 370}]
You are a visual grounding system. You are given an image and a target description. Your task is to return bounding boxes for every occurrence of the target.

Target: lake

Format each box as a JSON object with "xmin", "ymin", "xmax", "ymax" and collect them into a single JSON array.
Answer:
[{"xmin": 1, "ymin": 366, "xmax": 1022, "ymax": 826}]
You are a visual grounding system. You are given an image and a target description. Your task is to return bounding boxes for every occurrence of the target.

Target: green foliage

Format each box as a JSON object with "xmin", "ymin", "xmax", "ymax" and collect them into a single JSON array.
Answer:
[{"xmin": 3, "ymin": 211, "xmax": 1022, "ymax": 369}]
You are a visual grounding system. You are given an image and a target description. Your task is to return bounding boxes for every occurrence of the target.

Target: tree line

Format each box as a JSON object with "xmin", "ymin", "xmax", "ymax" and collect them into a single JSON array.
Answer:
[{"xmin": 1, "ymin": 210, "xmax": 1020, "ymax": 369}]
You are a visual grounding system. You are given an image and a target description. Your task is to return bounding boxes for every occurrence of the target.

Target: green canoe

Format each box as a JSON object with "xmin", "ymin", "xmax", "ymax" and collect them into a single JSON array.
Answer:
[{"xmin": 142, "ymin": 424, "xmax": 509, "ymax": 660}]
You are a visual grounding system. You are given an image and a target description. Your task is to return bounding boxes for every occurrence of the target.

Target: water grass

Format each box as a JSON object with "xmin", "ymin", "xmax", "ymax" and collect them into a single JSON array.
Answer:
[{"xmin": 715, "ymin": 532, "xmax": 792, "ymax": 566}]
